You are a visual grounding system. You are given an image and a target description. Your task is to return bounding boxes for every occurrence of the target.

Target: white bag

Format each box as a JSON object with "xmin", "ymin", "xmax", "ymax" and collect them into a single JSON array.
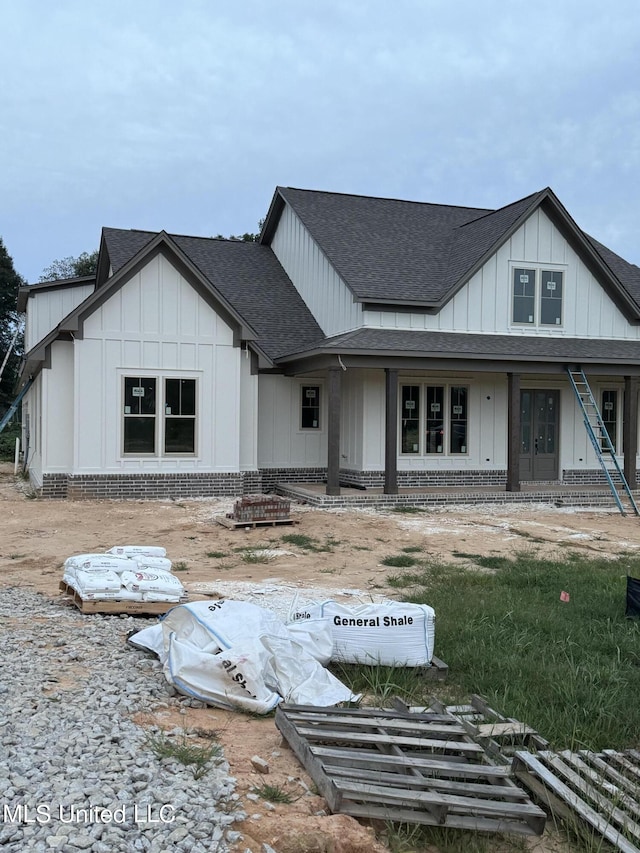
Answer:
[
  {"xmin": 131, "ymin": 555, "xmax": 173, "ymax": 572},
  {"xmin": 108, "ymin": 545, "xmax": 167, "ymax": 558},
  {"xmin": 165, "ymin": 633, "xmax": 282, "ymax": 714},
  {"xmin": 74, "ymin": 568, "xmax": 123, "ymax": 595},
  {"xmin": 64, "ymin": 554, "xmax": 134, "ymax": 574},
  {"xmin": 121, "ymin": 570, "xmax": 184, "ymax": 600},
  {"xmin": 129, "ymin": 599, "xmax": 357, "ymax": 713},
  {"xmin": 298, "ymin": 600, "xmax": 435, "ymax": 667}
]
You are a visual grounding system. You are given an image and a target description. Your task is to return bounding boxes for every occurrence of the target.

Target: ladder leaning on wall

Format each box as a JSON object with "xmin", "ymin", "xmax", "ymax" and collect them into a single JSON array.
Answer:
[
  {"xmin": 566, "ymin": 367, "xmax": 640, "ymax": 516},
  {"xmin": 0, "ymin": 378, "xmax": 33, "ymax": 436}
]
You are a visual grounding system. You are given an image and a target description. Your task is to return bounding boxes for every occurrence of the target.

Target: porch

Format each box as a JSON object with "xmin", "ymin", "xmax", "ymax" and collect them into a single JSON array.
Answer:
[{"xmin": 275, "ymin": 480, "xmax": 636, "ymax": 511}]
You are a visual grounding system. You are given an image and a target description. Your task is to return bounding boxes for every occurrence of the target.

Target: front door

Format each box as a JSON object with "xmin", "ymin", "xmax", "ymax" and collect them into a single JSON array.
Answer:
[{"xmin": 519, "ymin": 390, "xmax": 559, "ymax": 481}]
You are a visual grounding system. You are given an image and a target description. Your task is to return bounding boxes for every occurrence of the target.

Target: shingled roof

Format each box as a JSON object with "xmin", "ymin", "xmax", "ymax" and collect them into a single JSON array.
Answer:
[
  {"xmin": 265, "ymin": 187, "xmax": 640, "ymax": 315},
  {"xmin": 100, "ymin": 228, "xmax": 324, "ymax": 360}
]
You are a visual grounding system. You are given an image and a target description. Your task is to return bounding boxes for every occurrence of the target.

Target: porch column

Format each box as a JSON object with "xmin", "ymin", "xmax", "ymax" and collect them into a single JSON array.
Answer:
[
  {"xmin": 624, "ymin": 376, "xmax": 639, "ymax": 489},
  {"xmin": 326, "ymin": 366, "xmax": 342, "ymax": 495},
  {"xmin": 384, "ymin": 368, "xmax": 398, "ymax": 494},
  {"xmin": 506, "ymin": 373, "xmax": 521, "ymax": 492}
]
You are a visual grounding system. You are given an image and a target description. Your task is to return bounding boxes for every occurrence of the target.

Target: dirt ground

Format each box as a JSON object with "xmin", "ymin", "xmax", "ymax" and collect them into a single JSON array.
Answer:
[{"xmin": 1, "ymin": 462, "xmax": 637, "ymax": 852}]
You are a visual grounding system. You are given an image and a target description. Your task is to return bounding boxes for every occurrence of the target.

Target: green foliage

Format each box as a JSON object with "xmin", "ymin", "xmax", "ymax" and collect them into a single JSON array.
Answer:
[
  {"xmin": 381, "ymin": 554, "xmax": 418, "ymax": 567},
  {"xmin": 39, "ymin": 250, "xmax": 98, "ymax": 282},
  {"xmin": 0, "ymin": 421, "xmax": 20, "ymax": 460},
  {"xmin": 144, "ymin": 730, "xmax": 221, "ymax": 779},
  {"xmin": 280, "ymin": 532, "xmax": 337, "ymax": 552},
  {"xmin": 391, "ymin": 505, "xmax": 424, "ymax": 513},
  {"xmin": 251, "ymin": 782, "xmax": 295, "ymax": 804},
  {"xmin": 0, "ymin": 236, "xmax": 25, "ymax": 413},
  {"xmin": 388, "ymin": 553, "xmax": 640, "ymax": 750}
]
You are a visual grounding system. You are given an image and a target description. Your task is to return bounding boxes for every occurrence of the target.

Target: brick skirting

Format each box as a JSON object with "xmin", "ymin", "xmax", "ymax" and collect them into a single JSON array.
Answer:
[{"xmin": 40, "ymin": 471, "xmax": 263, "ymax": 500}]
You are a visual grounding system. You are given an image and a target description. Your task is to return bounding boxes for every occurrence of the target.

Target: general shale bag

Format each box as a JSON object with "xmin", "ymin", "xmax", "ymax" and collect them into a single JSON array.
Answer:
[
  {"xmin": 159, "ymin": 600, "xmax": 292, "ymax": 655},
  {"xmin": 295, "ymin": 600, "xmax": 436, "ymax": 667},
  {"xmin": 108, "ymin": 545, "xmax": 167, "ymax": 558},
  {"xmin": 129, "ymin": 600, "xmax": 356, "ymax": 713},
  {"xmin": 165, "ymin": 633, "xmax": 282, "ymax": 714},
  {"xmin": 120, "ymin": 570, "xmax": 185, "ymax": 602}
]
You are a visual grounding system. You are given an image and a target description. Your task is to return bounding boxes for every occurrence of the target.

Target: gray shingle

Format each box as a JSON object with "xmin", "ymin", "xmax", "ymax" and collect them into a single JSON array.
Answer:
[
  {"xmin": 101, "ymin": 229, "xmax": 324, "ymax": 360},
  {"xmin": 318, "ymin": 328, "xmax": 640, "ymax": 363}
]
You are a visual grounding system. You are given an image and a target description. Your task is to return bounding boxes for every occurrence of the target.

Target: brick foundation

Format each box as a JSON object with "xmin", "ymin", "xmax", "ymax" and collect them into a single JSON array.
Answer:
[{"xmin": 40, "ymin": 471, "xmax": 263, "ymax": 500}]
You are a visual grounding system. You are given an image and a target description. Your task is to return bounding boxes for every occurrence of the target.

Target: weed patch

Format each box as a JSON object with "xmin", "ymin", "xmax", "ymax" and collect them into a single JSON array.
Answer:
[
  {"xmin": 381, "ymin": 554, "xmax": 418, "ymax": 568},
  {"xmin": 144, "ymin": 730, "xmax": 221, "ymax": 779}
]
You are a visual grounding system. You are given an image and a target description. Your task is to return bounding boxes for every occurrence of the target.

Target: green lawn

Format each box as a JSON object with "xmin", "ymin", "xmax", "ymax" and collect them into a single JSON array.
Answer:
[{"xmin": 388, "ymin": 551, "xmax": 640, "ymax": 750}]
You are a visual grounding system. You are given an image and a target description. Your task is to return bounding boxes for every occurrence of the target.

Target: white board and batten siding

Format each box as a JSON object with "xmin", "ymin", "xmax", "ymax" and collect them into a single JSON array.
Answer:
[
  {"xmin": 363, "ymin": 209, "xmax": 640, "ymax": 341},
  {"xmin": 270, "ymin": 204, "xmax": 362, "ymax": 337},
  {"xmin": 258, "ymin": 375, "xmax": 327, "ymax": 468},
  {"xmin": 70, "ymin": 254, "xmax": 255, "ymax": 473},
  {"xmin": 25, "ymin": 283, "xmax": 95, "ymax": 351}
]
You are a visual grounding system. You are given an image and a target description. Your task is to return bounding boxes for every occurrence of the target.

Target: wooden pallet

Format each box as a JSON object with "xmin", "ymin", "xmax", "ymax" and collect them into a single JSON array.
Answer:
[
  {"xmin": 275, "ymin": 704, "xmax": 546, "ymax": 836},
  {"xmin": 59, "ymin": 581, "xmax": 183, "ymax": 615},
  {"xmin": 215, "ymin": 515, "xmax": 296, "ymax": 529},
  {"xmin": 513, "ymin": 750, "xmax": 640, "ymax": 853},
  {"xmin": 425, "ymin": 694, "xmax": 549, "ymax": 762}
]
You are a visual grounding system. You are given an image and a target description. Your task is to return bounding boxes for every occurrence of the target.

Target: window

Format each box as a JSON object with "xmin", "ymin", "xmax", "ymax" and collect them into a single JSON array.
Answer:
[
  {"xmin": 400, "ymin": 383, "xmax": 469, "ymax": 455},
  {"xmin": 401, "ymin": 385, "xmax": 420, "ymax": 453},
  {"xmin": 601, "ymin": 389, "xmax": 618, "ymax": 452},
  {"xmin": 512, "ymin": 267, "xmax": 564, "ymax": 326},
  {"xmin": 164, "ymin": 379, "xmax": 196, "ymax": 453},
  {"xmin": 123, "ymin": 376, "xmax": 196, "ymax": 456},
  {"xmin": 124, "ymin": 377, "xmax": 157, "ymax": 454},
  {"xmin": 301, "ymin": 385, "xmax": 321, "ymax": 429}
]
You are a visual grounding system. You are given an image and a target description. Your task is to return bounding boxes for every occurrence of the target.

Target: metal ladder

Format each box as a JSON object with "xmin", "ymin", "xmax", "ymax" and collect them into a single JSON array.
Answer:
[
  {"xmin": 0, "ymin": 378, "xmax": 33, "ymax": 435},
  {"xmin": 566, "ymin": 368, "xmax": 639, "ymax": 516}
]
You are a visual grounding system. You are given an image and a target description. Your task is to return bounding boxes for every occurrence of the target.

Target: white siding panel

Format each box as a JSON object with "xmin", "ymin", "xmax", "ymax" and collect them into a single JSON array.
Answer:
[
  {"xmin": 162, "ymin": 342, "xmax": 179, "ymax": 369},
  {"xmin": 141, "ymin": 257, "xmax": 160, "ymax": 335},
  {"xmin": 71, "ymin": 255, "xmax": 242, "ymax": 473},
  {"xmin": 42, "ymin": 341, "xmax": 75, "ymax": 472},
  {"xmin": 257, "ymin": 375, "xmax": 327, "ymax": 468},
  {"xmin": 239, "ymin": 356, "xmax": 258, "ymax": 471},
  {"xmin": 271, "ymin": 204, "xmax": 362, "ymax": 336},
  {"xmin": 26, "ymin": 284, "xmax": 94, "ymax": 351},
  {"xmin": 362, "ymin": 371, "xmax": 385, "ymax": 470},
  {"xmin": 362, "ymin": 209, "xmax": 640, "ymax": 340},
  {"xmin": 213, "ymin": 346, "xmax": 240, "ymax": 469}
]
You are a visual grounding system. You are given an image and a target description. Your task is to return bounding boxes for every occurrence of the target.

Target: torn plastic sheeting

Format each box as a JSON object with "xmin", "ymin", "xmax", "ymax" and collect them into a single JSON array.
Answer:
[{"xmin": 129, "ymin": 599, "xmax": 358, "ymax": 714}]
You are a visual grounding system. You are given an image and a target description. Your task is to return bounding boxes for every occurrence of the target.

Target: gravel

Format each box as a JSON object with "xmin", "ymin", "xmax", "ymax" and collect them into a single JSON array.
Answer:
[{"xmin": 0, "ymin": 587, "xmax": 246, "ymax": 853}]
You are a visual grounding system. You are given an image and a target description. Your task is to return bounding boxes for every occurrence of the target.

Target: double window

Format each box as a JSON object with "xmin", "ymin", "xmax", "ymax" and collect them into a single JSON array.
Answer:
[
  {"xmin": 401, "ymin": 384, "xmax": 468, "ymax": 455},
  {"xmin": 123, "ymin": 376, "xmax": 197, "ymax": 456},
  {"xmin": 512, "ymin": 266, "xmax": 564, "ymax": 326}
]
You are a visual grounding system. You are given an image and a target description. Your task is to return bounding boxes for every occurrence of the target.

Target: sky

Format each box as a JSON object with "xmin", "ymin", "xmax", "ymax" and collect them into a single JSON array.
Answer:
[{"xmin": 1, "ymin": 0, "xmax": 640, "ymax": 283}]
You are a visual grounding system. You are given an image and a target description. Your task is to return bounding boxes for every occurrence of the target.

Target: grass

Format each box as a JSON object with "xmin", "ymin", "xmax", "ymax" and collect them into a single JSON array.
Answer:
[
  {"xmin": 144, "ymin": 730, "xmax": 221, "ymax": 779},
  {"xmin": 280, "ymin": 532, "xmax": 337, "ymax": 552},
  {"xmin": 251, "ymin": 782, "xmax": 295, "ymax": 804},
  {"xmin": 206, "ymin": 550, "xmax": 228, "ymax": 559},
  {"xmin": 330, "ymin": 661, "xmax": 432, "ymax": 706},
  {"xmin": 241, "ymin": 550, "xmax": 270, "ymax": 564},
  {"xmin": 381, "ymin": 554, "xmax": 418, "ymax": 568},
  {"xmin": 172, "ymin": 561, "xmax": 189, "ymax": 572},
  {"xmin": 386, "ymin": 553, "xmax": 640, "ymax": 750},
  {"xmin": 391, "ymin": 505, "xmax": 424, "ymax": 514}
]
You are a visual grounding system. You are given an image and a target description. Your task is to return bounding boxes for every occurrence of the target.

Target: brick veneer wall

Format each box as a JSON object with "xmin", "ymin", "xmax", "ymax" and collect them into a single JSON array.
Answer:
[
  {"xmin": 41, "ymin": 471, "xmax": 263, "ymax": 500},
  {"xmin": 562, "ymin": 469, "xmax": 640, "ymax": 487}
]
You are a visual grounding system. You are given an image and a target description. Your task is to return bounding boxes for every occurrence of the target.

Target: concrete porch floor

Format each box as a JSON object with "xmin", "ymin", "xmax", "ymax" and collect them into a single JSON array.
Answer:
[{"xmin": 275, "ymin": 481, "xmax": 638, "ymax": 511}]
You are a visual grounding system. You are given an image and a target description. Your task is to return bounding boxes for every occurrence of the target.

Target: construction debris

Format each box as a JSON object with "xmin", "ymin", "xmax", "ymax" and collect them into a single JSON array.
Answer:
[
  {"xmin": 217, "ymin": 494, "xmax": 294, "ymax": 528},
  {"xmin": 274, "ymin": 704, "xmax": 546, "ymax": 837},
  {"xmin": 514, "ymin": 749, "xmax": 640, "ymax": 853}
]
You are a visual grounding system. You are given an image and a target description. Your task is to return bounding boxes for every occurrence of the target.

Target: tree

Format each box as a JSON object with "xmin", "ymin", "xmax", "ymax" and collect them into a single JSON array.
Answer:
[
  {"xmin": 39, "ymin": 250, "xmax": 99, "ymax": 281},
  {"xmin": 0, "ymin": 237, "xmax": 26, "ymax": 413},
  {"xmin": 214, "ymin": 219, "xmax": 265, "ymax": 243}
]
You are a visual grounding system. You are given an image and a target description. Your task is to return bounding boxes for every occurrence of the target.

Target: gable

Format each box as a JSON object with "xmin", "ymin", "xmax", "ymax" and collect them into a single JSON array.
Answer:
[
  {"xmin": 82, "ymin": 253, "xmax": 235, "ymax": 345},
  {"xmin": 363, "ymin": 208, "xmax": 640, "ymax": 341}
]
